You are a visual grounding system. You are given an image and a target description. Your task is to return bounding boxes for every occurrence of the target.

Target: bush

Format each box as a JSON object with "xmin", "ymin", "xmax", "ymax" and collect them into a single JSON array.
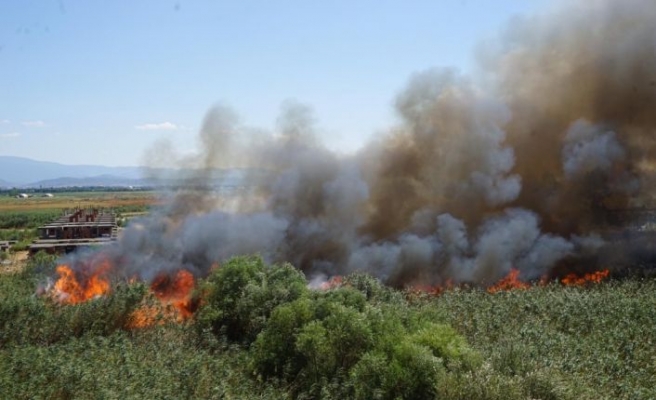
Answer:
[
  {"xmin": 195, "ymin": 256, "xmax": 309, "ymax": 343},
  {"xmin": 249, "ymin": 269, "xmax": 481, "ymax": 399}
]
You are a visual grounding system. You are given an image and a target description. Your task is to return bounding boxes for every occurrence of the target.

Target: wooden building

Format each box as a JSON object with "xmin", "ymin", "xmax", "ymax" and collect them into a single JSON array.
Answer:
[{"xmin": 29, "ymin": 208, "xmax": 118, "ymax": 255}]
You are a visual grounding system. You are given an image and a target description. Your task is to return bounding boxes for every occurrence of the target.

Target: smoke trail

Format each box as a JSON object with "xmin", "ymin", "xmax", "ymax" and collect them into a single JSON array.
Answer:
[{"xmin": 59, "ymin": 0, "xmax": 656, "ymax": 287}]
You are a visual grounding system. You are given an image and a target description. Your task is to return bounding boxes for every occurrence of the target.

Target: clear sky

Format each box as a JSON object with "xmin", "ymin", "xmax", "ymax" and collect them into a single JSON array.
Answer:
[{"xmin": 0, "ymin": 0, "xmax": 548, "ymax": 167}]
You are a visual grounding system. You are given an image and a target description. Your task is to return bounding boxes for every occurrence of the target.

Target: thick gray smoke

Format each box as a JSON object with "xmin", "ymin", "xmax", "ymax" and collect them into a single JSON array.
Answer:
[
  {"xmin": 562, "ymin": 120, "xmax": 625, "ymax": 179},
  {"xmin": 61, "ymin": 0, "xmax": 656, "ymax": 287}
]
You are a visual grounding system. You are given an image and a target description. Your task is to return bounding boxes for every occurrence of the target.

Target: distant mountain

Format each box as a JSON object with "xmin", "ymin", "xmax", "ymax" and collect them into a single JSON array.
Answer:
[
  {"xmin": 0, "ymin": 156, "xmax": 251, "ymax": 188},
  {"xmin": 0, "ymin": 178, "xmax": 16, "ymax": 188},
  {"xmin": 0, "ymin": 156, "xmax": 145, "ymax": 186},
  {"xmin": 24, "ymin": 175, "xmax": 157, "ymax": 188},
  {"xmin": 0, "ymin": 156, "xmax": 144, "ymax": 186}
]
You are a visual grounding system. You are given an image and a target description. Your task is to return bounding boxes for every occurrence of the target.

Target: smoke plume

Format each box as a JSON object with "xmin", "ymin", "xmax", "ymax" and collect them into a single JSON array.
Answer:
[{"xmin": 62, "ymin": 0, "xmax": 656, "ymax": 288}]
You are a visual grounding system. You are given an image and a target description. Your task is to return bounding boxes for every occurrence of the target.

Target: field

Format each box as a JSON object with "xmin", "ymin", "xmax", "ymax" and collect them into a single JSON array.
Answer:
[
  {"xmin": 0, "ymin": 191, "xmax": 157, "ymax": 213},
  {"xmin": 1, "ymin": 190, "xmax": 655, "ymax": 399},
  {"xmin": 1, "ymin": 254, "xmax": 655, "ymax": 399}
]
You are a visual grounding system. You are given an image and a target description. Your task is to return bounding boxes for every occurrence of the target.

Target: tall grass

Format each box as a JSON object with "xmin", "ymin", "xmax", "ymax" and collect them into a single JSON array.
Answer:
[{"xmin": 1, "ymin": 255, "xmax": 654, "ymax": 399}]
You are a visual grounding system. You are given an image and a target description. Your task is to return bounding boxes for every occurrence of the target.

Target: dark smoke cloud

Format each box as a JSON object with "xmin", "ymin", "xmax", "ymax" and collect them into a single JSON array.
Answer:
[{"xmin": 60, "ymin": 0, "xmax": 656, "ymax": 287}]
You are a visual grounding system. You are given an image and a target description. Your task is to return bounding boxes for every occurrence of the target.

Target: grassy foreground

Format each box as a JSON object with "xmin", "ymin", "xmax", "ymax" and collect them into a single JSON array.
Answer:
[{"xmin": 1, "ymin": 255, "xmax": 654, "ymax": 399}]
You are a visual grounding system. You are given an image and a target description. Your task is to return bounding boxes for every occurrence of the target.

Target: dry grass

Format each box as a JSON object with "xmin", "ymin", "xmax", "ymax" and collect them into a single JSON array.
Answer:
[
  {"xmin": 0, "ymin": 251, "xmax": 28, "ymax": 275},
  {"xmin": 0, "ymin": 192, "xmax": 157, "ymax": 213}
]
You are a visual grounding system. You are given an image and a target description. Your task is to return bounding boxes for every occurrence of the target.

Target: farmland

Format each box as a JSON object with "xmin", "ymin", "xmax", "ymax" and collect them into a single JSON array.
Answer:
[
  {"xmin": 1, "ymin": 253, "xmax": 655, "ymax": 399},
  {"xmin": 0, "ymin": 190, "xmax": 157, "ymax": 214}
]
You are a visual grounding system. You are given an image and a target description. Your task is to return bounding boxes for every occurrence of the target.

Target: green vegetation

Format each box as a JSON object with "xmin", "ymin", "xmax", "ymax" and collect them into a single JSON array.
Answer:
[
  {"xmin": 0, "ymin": 210, "xmax": 60, "ymax": 229},
  {"xmin": 0, "ymin": 211, "xmax": 59, "ymax": 252},
  {"xmin": 1, "ymin": 255, "xmax": 655, "ymax": 399}
]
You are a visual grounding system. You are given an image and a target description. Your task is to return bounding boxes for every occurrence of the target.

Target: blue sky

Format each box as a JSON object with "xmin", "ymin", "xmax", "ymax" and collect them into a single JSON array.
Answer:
[{"xmin": 0, "ymin": 0, "xmax": 548, "ymax": 167}]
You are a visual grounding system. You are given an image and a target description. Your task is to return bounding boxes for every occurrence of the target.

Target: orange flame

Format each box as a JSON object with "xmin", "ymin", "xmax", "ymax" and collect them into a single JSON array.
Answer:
[
  {"xmin": 53, "ymin": 261, "xmax": 111, "ymax": 304},
  {"xmin": 487, "ymin": 269, "xmax": 530, "ymax": 293},
  {"xmin": 150, "ymin": 269, "xmax": 196, "ymax": 318},
  {"xmin": 319, "ymin": 275, "xmax": 343, "ymax": 290},
  {"xmin": 127, "ymin": 270, "xmax": 197, "ymax": 329},
  {"xmin": 50, "ymin": 255, "xmax": 199, "ymax": 329},
  {"xmin": 561, "ymin": 269, "xmax": 610, "ymax": 286},
  {"xmin": 127, "ymin": 305, "xmax": 163, "ymax": 329}
]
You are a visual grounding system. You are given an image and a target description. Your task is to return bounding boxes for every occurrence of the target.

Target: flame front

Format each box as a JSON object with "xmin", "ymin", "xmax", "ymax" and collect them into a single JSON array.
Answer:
[
  {"xmin": 50, "ymin": 255, "xmax": 197, "ymax": 329},
  {"xmin": 561, "ymin": 269, "xmax": 610, "ymax": 286},
  {"xmin": 127, "ymin": 269, "xmax": 197, "ymax": 329},
  {"xmin": 150, "ymin": 269, "xmax": 196, "ymax": 318},
  {"xmin": 53, "ymin": 262, "xmax": 111, "ymax": 304},
  {"xmin": 487, "ymin": 269, "xmax": 530, "ymax": 293}
]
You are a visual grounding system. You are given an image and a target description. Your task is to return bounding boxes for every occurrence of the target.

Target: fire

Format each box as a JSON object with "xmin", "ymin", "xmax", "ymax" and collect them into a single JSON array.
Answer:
[
  {"xmin": 561, "ymin": 269, "xmax": 610, "ymax": 286},
  {"xmin": 53, "ymin": 261, "xmax": 111, "ymax": 304},
  {"xmin": 127, "ymin": 269, "xmax": 197, "ymax": 329},
  {"xmin": 319, "ymin": 275, "xmax": 343, "ymax": 290},
  {"xmin": 127, "ymin": 305, "xmax": 163, "ymax": 329},
  {"xmin": 487, "ymin": 269, "xmax": 530, "ymax": 293},
  {"xmin": 150, "ymin": 269, "xmax": 196, "ymax": 318},
  {"xmin": 49, "ymin": 255, "xmax": 198, "ymax": 329}
]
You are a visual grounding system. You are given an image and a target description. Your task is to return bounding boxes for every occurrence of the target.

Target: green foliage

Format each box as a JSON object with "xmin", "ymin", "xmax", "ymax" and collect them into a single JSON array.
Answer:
[
  {"xmin": 249, "ymin": 278, "xmax": 478, "ymax": 398},
  {"xmin": 0, "ymin": 327, "xmax": 285, "ymax": 400},
  {"xmin": 0, "ymin": 210, "xmax": 60, "ymax": 229},
  {"xmin": 410, "ymin": 322, "xmax": 482, "ymax": 371},
  {"xmin": 250, "ymin": 298, "xmax": 315, "ymax": 378},
  {"xmin": 2, "ymin": 254, "xmax": 656, "ymax": 399},
  {"xmin": 196, "ymin": 256, "xmax": 309, "ymax": 343},
  {"xmin": 9, "ymin": 238, "xmax": 33, "ymax": 252},
  {"xmin": 0, "ymin": 228, "xmax": 37, "ymax": 241},
  {"xmin": 341, "ymin": 272, "xmax": 400, "ymax": 303},
  {"xmin": 0, "ymin": 282, "xmax": 146, "ymax": 347},
  {"xmin": 0, "ymin": 255, "xmax": 146, "ymax": 347},
  {"xmin": 436, "ymin": 280, "xmax": 656, "ymax": 399}
]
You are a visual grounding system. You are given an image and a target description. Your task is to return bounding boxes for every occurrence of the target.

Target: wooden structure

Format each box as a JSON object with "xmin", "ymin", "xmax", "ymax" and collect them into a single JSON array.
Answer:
[{"xmin": 29, "ymin": 208, "xmax": 118, "ymax": 255}]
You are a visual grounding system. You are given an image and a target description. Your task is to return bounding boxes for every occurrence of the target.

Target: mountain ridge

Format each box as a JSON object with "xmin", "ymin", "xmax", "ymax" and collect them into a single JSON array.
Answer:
[
  {"xmin": 0, "ymin": 155, "xmax": 145, "ymax": 186},
  {"xmin": 0, "ymin": 156, "xmax": 250, "ymax": 188}
]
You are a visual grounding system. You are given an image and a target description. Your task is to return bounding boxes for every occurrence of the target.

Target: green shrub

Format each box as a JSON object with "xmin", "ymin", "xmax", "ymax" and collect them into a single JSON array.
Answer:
[
  {"xmin": 195, "ymin": 256, "xmax": 309, "ymax": 343},
  {"xmin": 250, "ymin": 272, "xmax": 479, "ymax": 399},
  {"xmin": 410, "ymin": 322, "xmax": 482, "ymax": 371},
  {"xmin": 251, "ymin": 298, "xmax": 315, "ymax": 378}
]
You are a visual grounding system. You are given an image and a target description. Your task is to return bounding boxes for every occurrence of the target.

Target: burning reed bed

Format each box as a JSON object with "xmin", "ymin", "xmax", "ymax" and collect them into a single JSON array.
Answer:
[{"xmin": 1, "ymin": 254, "xmax": 655, "ymax": 399}]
